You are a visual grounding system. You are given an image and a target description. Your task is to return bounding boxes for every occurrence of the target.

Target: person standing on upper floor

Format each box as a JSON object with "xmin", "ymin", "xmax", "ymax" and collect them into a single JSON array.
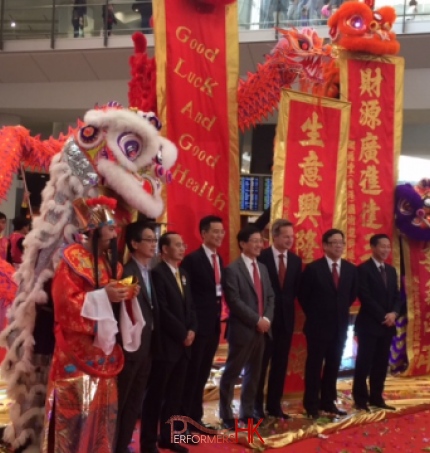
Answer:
[
  {"xmin": 298, "ymin": 229, "xmax": 358, "ymax": 419},
  {"xmin": 140, "ymin": 232, "xmax": 197, "ymax": 453},
  {"xmin": 115, "ymin": 221, "xmax": 161, "ymax": 453},
  {"xmin": 180, "ymin": 215, "xmax": 225, "ymax": 429},
  {"xmin": 255, "ymin": 219, "xmax": 302, "ymax": 420},
  {"xmin": 219, "ymin": 225, "xmax": 275, "ymax": 429},
  {"xmin": 352, "ymin": 234, "xmax": 402, "ymax": 412},
  {"xmin": 72, "ymin": 0, "xmax": 87, "ymax": 38},
  {"xmin": 102, "ymin": 2, "xmax": 118, "ymax": 37}
]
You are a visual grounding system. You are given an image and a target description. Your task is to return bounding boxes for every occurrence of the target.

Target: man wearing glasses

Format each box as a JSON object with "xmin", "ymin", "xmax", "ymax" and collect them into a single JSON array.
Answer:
[
  {"xmin": 140, "ymin": 232, "xmax": 197, "ymax": 453},
  {"xmin": 181, "ymin": 215, "xmax": 226, "ymax": 430},
  {"xmin": 115, "ymin": 222, "xmax": 160, "ymax": 453},
  {"xmin": 299, "ymin": 229, "xmax": 358, "ymax": 419}
]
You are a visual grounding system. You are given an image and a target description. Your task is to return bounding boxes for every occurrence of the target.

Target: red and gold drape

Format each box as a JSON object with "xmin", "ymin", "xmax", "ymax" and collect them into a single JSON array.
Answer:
[
  {"xmin": 153, "ymin": 0, "xmax": 239, "ymax": 260},
  {"xmin": 272, "ymin": 90, "xmax": 351, "ymax": 392},
  {"xmin": 339, "ymin": 53, "xmax": 404, "ymax": 263}
]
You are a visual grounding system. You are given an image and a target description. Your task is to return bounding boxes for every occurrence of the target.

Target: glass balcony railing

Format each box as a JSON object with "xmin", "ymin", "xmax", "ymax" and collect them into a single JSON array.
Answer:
[{"xmin": 0, "ymin": 0, "xmax": 428, "ymax": 49}]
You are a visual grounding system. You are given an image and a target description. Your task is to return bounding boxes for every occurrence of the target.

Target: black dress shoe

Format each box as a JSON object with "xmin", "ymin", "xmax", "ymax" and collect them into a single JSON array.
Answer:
[
  {"xmin": 253, "ymin": 410, "xmax": 266, "ymax": 420},
  {"xmin": 268, "ymin": 411, "xmax": 291, "ymax": 420},
  {"xmin": 239, "ymin": 416, "xmax": 262, "ymax": 426},
  {"xmin": 354, "ymin": 404, "xmax": 370, "ymax": 412},
  {"xmin": 370, "ymin": 401, "xmax": 396, "ymax": 411},
  {"xmin": 321, "ymin": 405, "xmax": 347, "ymax": 416},
  {"xmin": 141, "ymin": 446, "xmax": 159, "ymax": 453},
  {"xmin": 157, "ymin": 441, "xmax": 189, "ymax": 453},
  {"xmin": 221, "ymin": 418, "xmax": 235, "ymax": 430}
]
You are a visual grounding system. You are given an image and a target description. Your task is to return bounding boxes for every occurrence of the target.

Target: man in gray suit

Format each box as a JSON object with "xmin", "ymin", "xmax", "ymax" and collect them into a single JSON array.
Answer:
[
  {"xmin": 219, "ymin": 225, "xmax": 275, "ymax": 429},
  {"xmin": 115, "ymin": 221, "xmax": 160, "ymax": 453}
]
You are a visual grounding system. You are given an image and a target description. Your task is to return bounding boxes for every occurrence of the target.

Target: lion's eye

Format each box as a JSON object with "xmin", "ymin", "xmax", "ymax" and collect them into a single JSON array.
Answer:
[
  {"xmin": 347, "ymin": 15, "xmax": 366, "ymax": 30},
  {"xmin": 117, "ymin": 132, "xmax": 143, "ymax": 161},
  {"xmin": 77, "ymin": 125, "xmax": 103, "ymax": 149}
]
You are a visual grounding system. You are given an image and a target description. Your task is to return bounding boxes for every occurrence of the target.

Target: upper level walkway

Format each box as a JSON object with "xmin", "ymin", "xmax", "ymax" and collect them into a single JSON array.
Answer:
[{"xmin": 0, "ymin": 0, "xmax": 429, "ymax": 53}]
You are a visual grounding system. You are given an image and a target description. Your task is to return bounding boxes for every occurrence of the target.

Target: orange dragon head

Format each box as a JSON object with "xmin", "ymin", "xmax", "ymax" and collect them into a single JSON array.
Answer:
[{"xmin": 328, "ymin": 1, "xmax": 400, "ymax": 55}]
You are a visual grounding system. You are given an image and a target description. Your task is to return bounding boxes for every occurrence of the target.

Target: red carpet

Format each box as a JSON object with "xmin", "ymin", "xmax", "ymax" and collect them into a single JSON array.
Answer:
[{"xmin": 133, "ymin": 408, "xmax": 430, "ymax": 452}]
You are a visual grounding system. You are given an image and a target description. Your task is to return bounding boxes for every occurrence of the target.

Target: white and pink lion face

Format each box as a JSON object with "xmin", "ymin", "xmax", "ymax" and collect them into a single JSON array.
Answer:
[{"xmin": 68, "ymin": 103, "xmax": 177, "ymax": 219}]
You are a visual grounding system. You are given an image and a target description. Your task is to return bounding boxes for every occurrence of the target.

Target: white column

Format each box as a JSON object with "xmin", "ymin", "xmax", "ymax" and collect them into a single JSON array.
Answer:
[{"xmin": 0, "ymin": 115, "xmax": 22, "ymax": 234}]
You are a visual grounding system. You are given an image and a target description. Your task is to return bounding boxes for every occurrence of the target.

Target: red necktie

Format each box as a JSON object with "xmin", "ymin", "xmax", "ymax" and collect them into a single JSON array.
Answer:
[
  {"xmin": 252, "ymin": 262, "xmax": 264, "ymax": 316},
  {"xmin": 332, "ymin": 262, "xmax": 339, "ymax": 288},
  {"xmin": 278, "ymin": 254, "xmax": 286, "ymax": 288},
  {"xmin": 212, "ymin": 253, "xmax": 221, "ymax": 285}
]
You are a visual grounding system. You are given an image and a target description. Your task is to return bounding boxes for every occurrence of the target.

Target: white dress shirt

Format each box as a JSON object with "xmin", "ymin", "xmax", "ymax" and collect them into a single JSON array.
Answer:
[
  {"xmin": 271, "ymin": 245, "xmax": 288, "ymax": 272},
  {"xmin": 241, "ymin": 253, "xmax": 260, "ymax": 281},
  {"xmin": 325, "ymin": 255, "xmax": 341, "ymax": 276}
]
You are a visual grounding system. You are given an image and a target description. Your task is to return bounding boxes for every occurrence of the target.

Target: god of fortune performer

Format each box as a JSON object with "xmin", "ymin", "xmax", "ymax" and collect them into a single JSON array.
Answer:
[{"xmin": 41, "ymin": 195, "xmax": 144, "ymax": 453}]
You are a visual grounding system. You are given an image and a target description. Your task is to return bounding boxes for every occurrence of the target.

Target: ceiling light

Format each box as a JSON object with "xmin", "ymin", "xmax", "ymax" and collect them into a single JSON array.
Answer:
[{"xmin": 11, "ymin": 22, "xmax": 16, "ymax": 28}]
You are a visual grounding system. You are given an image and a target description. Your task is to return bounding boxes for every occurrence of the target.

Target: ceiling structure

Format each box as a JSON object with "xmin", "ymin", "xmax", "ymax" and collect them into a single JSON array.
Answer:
[{"xmin": 0, "ymin": 16, "xmax": 428, "ymax": 151}]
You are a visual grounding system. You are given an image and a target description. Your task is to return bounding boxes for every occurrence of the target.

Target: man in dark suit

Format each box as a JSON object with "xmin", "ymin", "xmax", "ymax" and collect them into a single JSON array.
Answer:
[
  {"xmin": 115, "ymin": 222, "xmax": 159, "ymax": 453},
  {"xmin": 255, "ymin": 219, "xmax": 302, "ymax": 419},
  {"xmin": 353, "ymin": 234, "xmax": 401, "ymax": 412},
  {"xmin": 298, "ymin": 229, "xmax": 358, "ymax": 419},
  {"xmin": 140, "ymin": 232, "xmax": 197, "ymax": 453},
  {"xmin": 219, "ymin": 225, "xmax": 275, "ymax": 429},
  {"xmin": 181, "ymin": 215, "xmax": 225, "ymax": 426}
]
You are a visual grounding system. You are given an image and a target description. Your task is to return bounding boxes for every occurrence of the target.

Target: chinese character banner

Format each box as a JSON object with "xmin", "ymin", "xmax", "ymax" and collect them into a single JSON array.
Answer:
[
  {"xmin": 402, "ymin": 240, "xmax": 430, "ymax": 376},
  {"xmin": 272, "ymin": 90, "xmax": 350, "ymax": 393},
  {"xmin": 339, "ymin": 53, "xmax": 404, "ymax": 263},
  {"xmin": 272, "ymin": 90, "xmax": 350, "ymax": 264},
  {"xmin": 154, "ymin": 0, "xmax": 239, "ymax": 260}
]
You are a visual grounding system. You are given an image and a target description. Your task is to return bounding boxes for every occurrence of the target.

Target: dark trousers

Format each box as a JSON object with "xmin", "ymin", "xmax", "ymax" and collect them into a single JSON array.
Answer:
[
  {"xmin": 352, "ymin": 332, "xmax": 392, "ymax": 406},
  {"xmin": 181, "ymin": 330, "xmax": 219, "ymax": 422},
  {"xmin": 303, "ymin": 332, "xmax": 346, "ymax": 413},
  {"xmin": 219, "ymin": 332, "xmax": 265, "ymax": 421},
  {"xmin": 115, "ymin": 354, "xmax": 152, "ymax": 453},
  {"xmin": 140, "ymin": 354, "xmax": 189, "ymax": 447},
  {"xmin": 255, "ymin": 327, "xmax": 293, "ymax": 415}
]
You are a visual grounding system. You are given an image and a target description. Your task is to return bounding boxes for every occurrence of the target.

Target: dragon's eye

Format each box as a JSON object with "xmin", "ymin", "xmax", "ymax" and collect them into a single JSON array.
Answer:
[
  {"xmin": 77, "ymin": 125, "xmax": 103, "ymax": 149},
  {"xmin": 117, "ymin": 132, "xmax": 143, "ymax": 161},
  {"xmin": 347, "ymin": 15, "xmax": 366, "ymax": 30},
  {"xmin": 298, "ymin": 38, "xmax": 311, "ymax": 50}
]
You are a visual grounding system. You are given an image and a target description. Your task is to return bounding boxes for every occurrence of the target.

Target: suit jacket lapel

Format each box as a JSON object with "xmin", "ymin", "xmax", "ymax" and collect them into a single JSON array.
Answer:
[
  {"xmin": 369, "ymin": 258, "xmax": 387, "ymax": 290},
  {"xmin": 267, "ymin": 249, "xmax": 281, "ymax": 291},
  {"xmin": 130, "ymin": 259, "xmax": 151, "ymax": 308},
  {"xmin": 198, "ymin": 246, "xmax": 215, "ymax": 283},
  {"xmin": 238, "ymin": 257, "xmax": 257, "ymax": 297},
  {"xmin": 161, "ymin": 261, "xmax": 184, "ymax": 300},
  {"xmin": 321, "ymin": 258, "xmax": 336, "ymax": 291}
]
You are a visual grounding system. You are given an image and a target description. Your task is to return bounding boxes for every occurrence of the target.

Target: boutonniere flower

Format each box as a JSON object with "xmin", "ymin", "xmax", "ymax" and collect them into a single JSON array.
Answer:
[{"xmin": 181, "ymin": 275, "xmax": 187, "ymax": 286}]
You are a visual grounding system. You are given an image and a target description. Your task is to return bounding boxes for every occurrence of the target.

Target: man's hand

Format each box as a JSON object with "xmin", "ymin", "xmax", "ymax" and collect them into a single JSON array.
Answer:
[
  {"xmin": 382, "ymin": 312, "xmax": 397, "ymax": 327},
  {"xmin": 105, "ymin": 282, "xmax": 129, "ymax": 303},
  {"xmin": 184, "ymin": 330, "xmax": 195, "ymax": 346},
  {"xmin": 256, "ymin": 317, "xmax": 270, "ymax": 333}
]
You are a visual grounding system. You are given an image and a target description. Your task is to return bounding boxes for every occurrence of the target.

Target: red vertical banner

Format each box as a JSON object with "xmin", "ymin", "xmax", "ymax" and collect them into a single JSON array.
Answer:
[
  {"xmin": 402, "ymin": 240, "xmax": 430, "ymax": 376},
  {"xmin": 339, "ymin": 53, "xmax": 404, "ymax": 263},
  {"xmin": 272, "ymin": 90, "xmax": 350, "ymax": 393},
  {"xmin": 153, "ymin": 0, "xmax": 239, "ymax": 260}
]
